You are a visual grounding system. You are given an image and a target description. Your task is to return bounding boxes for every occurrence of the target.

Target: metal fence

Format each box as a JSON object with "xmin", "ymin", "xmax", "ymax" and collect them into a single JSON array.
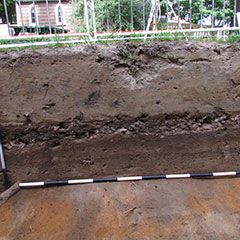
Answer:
[{"xmin": 0, "ymin": 0, "xmax": 240, "ymax": 47}]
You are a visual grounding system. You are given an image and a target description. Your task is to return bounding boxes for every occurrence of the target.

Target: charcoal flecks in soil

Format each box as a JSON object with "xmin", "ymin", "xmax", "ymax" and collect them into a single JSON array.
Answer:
[
  {"xmin": 0, "ymin": 111, "xmax": 239, "ymax": 148},
  {"xmin": 48, "ymin": 139, "xmax": 60, "ymax": 147},
  {"xmin": 85, "ymin": 91, "xmax": 101, "ymax": 106},
  {"xmin": 110, "ymin": 98, "xmax": 125, "ymax": 108},
  {"xmin": 42, "ymin": 83, "xmax": 49, "ymax": 88}
]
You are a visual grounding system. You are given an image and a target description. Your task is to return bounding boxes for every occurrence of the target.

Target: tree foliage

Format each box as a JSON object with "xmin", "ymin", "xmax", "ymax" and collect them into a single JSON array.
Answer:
[
  {"xmin": 0, "ymin": 0, "xmax": 15, "ymax": 23},
  {"xmin": 174, "ymin": 0, "xmax": 235, "ymax": 26},
  {"xmin": 76, "ymin": 0, "xmax": 151, "ymax": 31},
  {"xmin": 0, "ymin": 0, "xmax": 238, "ymax": 29},
  {"xmin": 76, "ymin": 0, "xmax": 238, "ymax": 31}
]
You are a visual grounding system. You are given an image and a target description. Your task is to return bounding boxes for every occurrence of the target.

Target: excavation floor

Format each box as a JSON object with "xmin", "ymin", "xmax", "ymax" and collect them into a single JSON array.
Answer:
[{"xmin": 1, "ymin": 177, "xmax": 240, "ymax": 240}]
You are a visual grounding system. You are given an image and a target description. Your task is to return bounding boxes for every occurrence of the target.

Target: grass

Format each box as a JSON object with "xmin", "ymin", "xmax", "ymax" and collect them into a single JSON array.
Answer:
[
  {"xmin": 0, "ymin": 31, "xmax": 239, "ymax": 52},
  {"xmin": 0, "ymin": 35, "xmax": 72, "ymax": 45}
]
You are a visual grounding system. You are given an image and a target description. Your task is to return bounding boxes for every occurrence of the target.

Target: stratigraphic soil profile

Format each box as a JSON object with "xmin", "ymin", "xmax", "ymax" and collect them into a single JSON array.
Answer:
[{"xmin": 1, "ymin": 40, "xmax": 240, "ymax": 240}]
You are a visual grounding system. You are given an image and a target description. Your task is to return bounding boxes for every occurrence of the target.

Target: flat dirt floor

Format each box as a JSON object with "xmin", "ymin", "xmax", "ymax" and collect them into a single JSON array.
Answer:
[{"xmin": 1, "ymin": 177, "xmax": 240, "ymax": 240}]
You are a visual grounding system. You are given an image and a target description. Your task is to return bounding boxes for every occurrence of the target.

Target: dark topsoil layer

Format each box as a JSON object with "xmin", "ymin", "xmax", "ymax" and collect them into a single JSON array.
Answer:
[{"xmin": 0, "ymin": 40, "xmax": 240, "ymax": 191}]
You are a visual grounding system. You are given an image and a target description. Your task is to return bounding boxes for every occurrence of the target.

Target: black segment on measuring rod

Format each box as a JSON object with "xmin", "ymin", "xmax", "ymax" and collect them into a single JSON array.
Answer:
[
  {"xmin": 190, "ymin": 173, "xmax": 213, "ymax": 177},
  {"xmin": 142, "ymin": 175, "xmax": 166, "ymax": 180},
  {"xmin": 93, "ymin": 178, "xmax": 118, "ymax": 183},
  {"xmin": 44, "ymin": 181, "xmax": 69, "ymax": 185}
]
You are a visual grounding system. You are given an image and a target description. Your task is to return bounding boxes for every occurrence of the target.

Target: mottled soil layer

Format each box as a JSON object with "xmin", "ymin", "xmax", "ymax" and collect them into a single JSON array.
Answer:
[
  {"xmin": 0, "ymin": 41, "xmax": 240, "ymax": 192},
  {"xmin": 1, "ymin": 177, "xmax": 240, "ymax": 240}
]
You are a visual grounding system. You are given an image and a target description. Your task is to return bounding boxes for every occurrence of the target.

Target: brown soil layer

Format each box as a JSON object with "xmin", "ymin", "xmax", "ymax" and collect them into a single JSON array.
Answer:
[
  {"xmin": 1, "ymin": 127, "xmax": 240, "ymax": 191},
  {"xmin": 0, "ymin": 41, "xmax": 240, "ymax": 192}
]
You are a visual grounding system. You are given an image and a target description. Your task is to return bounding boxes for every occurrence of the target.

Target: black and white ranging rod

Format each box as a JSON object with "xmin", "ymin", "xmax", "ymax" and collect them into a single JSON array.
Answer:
[
  {"xmin": 0, "ymin": 138, "xmax": 10, "ymax": 189},
  {"xmin": 19, "ymin": 171, "xmax": 240, "ymax": 188}
]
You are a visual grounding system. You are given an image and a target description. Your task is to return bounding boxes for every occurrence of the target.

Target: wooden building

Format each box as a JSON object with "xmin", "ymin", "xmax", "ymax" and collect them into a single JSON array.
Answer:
[{"xmin": 15, "ymin": 0, "xmax": 75, "ymax": 33}]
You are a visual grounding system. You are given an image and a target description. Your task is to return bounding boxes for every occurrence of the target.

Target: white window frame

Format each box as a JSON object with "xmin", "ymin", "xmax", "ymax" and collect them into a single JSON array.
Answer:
[
  {"xmin": 55, "ymin": 3, "xmax": 65, "ymax": 26},
  {"xmin": 29, "ymin": 4, "xmax": 38, "ymax": 26}
]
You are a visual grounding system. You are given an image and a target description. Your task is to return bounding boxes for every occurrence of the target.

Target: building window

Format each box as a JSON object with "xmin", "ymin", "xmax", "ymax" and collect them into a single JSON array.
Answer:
[
  {"xmin": 29, "ymin": 4, "xmax": 38, "ymax": 25},
  {"xmin": 55, "ymin": 3, "xmax": 64, "ymax": 25},
  {"xmin": 58, "ymin": 5, "xmax": 62, "ymax": 22},
  {"xmin": 31, "ymin": 7, "xmax": 36, "ymax": 23}
]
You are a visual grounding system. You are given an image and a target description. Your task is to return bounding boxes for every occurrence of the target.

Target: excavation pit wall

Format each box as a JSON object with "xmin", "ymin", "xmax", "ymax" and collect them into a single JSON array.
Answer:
[{"xmin": 0, "ymin": 41, "xmax": 240, "ymax": 191}]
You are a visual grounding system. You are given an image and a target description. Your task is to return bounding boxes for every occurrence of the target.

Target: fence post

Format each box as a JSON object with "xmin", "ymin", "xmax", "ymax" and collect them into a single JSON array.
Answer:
[
  {"xmin": 92, "ymin": 0, "xmax": 97, "ymax": 39},
  {"xmin": 177, "ymin": 0, "xmax": 180, "ymax": 29},
  {"xmin": 166, "ymin": 0, "xmax": 169, "ymax": 29},
  {"xmin": 152, "ymin": 0, "xmax": 157, "ymax": 30},
  {"xmin": 72, "ymin": 0, "xmax": 77, "ymax": 32},
  {"xmin": 234, "ymin": 0, "xmax": 237, "ymax": 27},
  {"xmin": 32, "ymin": 0, "xmax": 39, "ymax": 34},
  {"xmin": 118, "ymin": 0, "xmax": 122, "ymax": 31},
  {"xmin": 58, "ymin": 0, "xmax": 65, "ymax": 33},
  {"xmin": 237, "ymin": 12, "xmax": 240, "ymax": 27},
  {"xmin": 3, "ymin": 0, "xmax": 11, "ymax": 36},
  {"xmin": 211, "ymin": 0, "xmax": 215, "ymax": 28},
  {"xmin": 223, "ymin": 0, "xmax": 226, "ymax": 26},
  {"xmin": 46, "ymin": 0, "xmax": 52, "ymax": 34},
  {"xmin": 131, "ymin": 0, "xmax": 134, "ymax": 31},
  {"xmin": 142, "ymin": 0, "xmax": 145, "ymax": 30},
  {"xmin": 105, "ymin": 0, "xmax": 110, "ymax": 31},
  {"xmin": 18, "ymin": 0, "xmax": 25, "ymax": 35},
  {"xmin": 84, "ymin": 0, "xmax": 90, "ymax": 39},
  {"xmin": 189, "ymin": 0, "xmax": 192, "ymax": 29}
]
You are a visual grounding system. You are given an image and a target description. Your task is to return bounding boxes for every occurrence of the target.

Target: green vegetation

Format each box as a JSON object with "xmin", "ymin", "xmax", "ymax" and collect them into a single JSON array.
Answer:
[
  {"xmin": 0, "ymin": 31, "xmax": 239, "ymax": 53},
  {"xmin": 75, "ymin": 0, "xmax": 151, "ymax": 32},
  {"xmin": 0, "ymin": 35, "xmax": 72, "ymax": 45},
  {"xmin": 74, "ymin": 0, "xmax": 239, "ymax": 32},
  {"xmin": 0, "ymin": 0, "xmax": 239, "ymax": 51},
  {"xmin": 0, "ymin": 0, "xmax": 15, "ymax": 23},
  {"xmin": 167, "ymin": 0, "xmax": 238, "ymax": 26},
  {"xmin": 0, "ymin": 0, "xmax": 239, "ymax": 30}
]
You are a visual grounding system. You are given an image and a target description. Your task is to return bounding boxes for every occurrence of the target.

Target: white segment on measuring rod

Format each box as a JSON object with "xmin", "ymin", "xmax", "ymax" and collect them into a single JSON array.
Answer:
[
  {"xmin": 213, "ymin": 172, "xmax": 236, "ymax": 177},
  {"xmin": 117, "ymin": 176, "xmax": 142, "ymax": 181},
  {"xmin": 166, "ymin": 174, "xmax": 191, "ymax": 179},
  {"xmin": 19, "ymin": 182, "xmax": 44, "ymax": 187},
  {"xmin": 68, "ymin": 179, "xmax": 93, "ymax": 184}
]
